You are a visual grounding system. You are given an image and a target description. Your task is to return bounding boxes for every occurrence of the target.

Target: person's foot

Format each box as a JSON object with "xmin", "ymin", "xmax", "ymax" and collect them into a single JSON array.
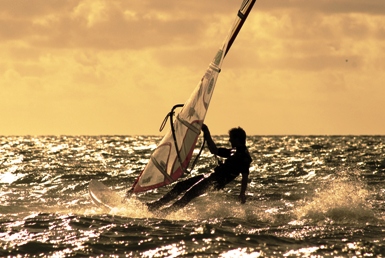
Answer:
[{"xmin": 146, "ymin": 201, "xmax": 162, "ymax": 212}]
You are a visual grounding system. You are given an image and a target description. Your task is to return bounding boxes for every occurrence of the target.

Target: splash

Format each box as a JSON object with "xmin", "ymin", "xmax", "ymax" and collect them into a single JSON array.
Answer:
[
  {"xmin": 85, "ymin": 193, "xmax": 156, "ymax": 218},
  {"xmin": 160, "ymin": 192, "xmax": 270, "ymax": 222},
  {"xmin": 294, "ymin": 171, "xmax": 377, "ymax": 224}
]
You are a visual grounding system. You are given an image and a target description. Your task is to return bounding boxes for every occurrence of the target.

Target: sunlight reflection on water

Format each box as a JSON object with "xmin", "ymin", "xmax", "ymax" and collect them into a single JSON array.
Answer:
[{"xmin": 1, "ymin": 135, "xmax": 385, "ymax": 256}]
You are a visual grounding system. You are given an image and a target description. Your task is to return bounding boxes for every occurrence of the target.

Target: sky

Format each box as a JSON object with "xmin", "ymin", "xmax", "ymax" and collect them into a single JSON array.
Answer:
[{"xmin": 1, "ymin": 0, "xmax": 384, "ymax": 136}]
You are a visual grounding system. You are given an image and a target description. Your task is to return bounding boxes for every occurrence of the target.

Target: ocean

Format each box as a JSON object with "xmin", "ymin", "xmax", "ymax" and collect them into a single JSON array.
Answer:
[{"xmin": 1, "ymin": 135, "xmax": 385, "ymax": 257}]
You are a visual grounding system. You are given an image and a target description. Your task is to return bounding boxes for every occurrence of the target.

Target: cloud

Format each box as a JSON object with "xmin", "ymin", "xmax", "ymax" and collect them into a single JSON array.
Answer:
[
  {"xmin": 1, "ymin": 0, "xmax": 385, "ymax": 135},
  {"xmin": 259, "ymin": 0, "xmax": 385, "ymax": 15},
  {"xmin": 0, "ymin": 0, "xmax": 231, "ymax": 51}
]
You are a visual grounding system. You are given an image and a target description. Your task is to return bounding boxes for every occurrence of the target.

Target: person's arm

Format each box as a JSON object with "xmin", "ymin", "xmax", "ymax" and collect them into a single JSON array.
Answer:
[
  {"xmin": 239, "ymin": 172, "xmax": 248, "ymax": 204},
  {"xmin": 201, "ymin": 124, "xmax": 218, "ymax": 155}
]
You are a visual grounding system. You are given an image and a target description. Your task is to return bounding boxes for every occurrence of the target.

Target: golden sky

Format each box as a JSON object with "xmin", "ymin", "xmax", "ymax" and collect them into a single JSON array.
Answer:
[{"xmin": 1, "ymin": 0, "xmax": 384, "ymax": 135}]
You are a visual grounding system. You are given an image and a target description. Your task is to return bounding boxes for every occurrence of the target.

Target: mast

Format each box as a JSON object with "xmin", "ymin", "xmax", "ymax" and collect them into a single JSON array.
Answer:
[{"xmin": 225, "ymin": 0, "xmax": 256, "ymax": 57}]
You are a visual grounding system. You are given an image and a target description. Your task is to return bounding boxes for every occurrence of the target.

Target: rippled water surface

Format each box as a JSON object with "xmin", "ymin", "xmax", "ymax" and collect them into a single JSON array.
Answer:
[{"xmin": 1, "ymin": 135, "xmax": 385, "ymax": 257}]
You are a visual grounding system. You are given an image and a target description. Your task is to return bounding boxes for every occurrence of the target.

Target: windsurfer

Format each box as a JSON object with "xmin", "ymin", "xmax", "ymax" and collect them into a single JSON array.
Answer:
[{"xmin": 146, "ymin": 124, "xmax": 252, "ymax": 214}]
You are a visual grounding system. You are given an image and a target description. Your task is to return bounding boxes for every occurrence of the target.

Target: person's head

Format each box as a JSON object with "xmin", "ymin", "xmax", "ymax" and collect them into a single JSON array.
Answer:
[{"xmin": 229, "ymin": 127, "xmax": 247, "ymax": 147}]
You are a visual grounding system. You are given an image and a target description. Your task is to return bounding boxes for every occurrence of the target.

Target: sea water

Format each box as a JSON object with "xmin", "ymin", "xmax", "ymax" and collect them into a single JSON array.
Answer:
[{"xmin": 1, "ymin": 135, "xmax": 385, "ymax": 257}]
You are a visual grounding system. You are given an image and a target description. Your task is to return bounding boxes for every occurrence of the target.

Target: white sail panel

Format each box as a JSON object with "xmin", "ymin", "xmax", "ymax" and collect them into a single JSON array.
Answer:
[
  {"xmin": 131, "ymin": 0, "xmax": 256, "ymax": 193},
  {"xmin": 132, "ymin": 51, "xmax": 223, "ymax": 193}
]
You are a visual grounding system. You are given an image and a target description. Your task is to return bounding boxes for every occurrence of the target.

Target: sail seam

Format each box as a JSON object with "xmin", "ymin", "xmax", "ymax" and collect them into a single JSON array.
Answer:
[
  {"xmin": 176, "ymin": 115, "xmax": 201, "ymax": 135},
  {"xmin": 151, "ymin": 156, "xmax": 174, "ymax": 182},
  {"xmin": 209, "ymin": 64, "xmax": 221, "ymax": 73}
]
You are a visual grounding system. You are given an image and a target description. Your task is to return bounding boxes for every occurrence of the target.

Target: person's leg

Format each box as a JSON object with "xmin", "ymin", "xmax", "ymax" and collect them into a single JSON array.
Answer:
[
  {"xmin": 159, "ymin": 177, "xmax": 214, "ymax": 214},
  {"xmin": 146, "ymin": 175, "xmax": 204, "ymax": 211}
]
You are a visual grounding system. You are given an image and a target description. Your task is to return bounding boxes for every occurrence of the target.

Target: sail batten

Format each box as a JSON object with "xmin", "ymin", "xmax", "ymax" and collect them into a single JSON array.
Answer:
[{"xmin": 130, "ymin": 0, "xmax": 256, "ymax": 193}]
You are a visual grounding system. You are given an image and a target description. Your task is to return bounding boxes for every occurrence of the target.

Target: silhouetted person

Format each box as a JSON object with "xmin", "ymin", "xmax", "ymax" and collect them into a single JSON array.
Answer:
[{"xmin": 146, "ymin": 124, "xmax": 252, "ymax": 214}]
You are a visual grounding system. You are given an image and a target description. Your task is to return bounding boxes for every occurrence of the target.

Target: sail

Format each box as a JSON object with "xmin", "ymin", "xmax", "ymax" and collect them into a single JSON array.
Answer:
[{"xmin": 131, "ymin": 0, "xmax": 256, "ymax": 193}]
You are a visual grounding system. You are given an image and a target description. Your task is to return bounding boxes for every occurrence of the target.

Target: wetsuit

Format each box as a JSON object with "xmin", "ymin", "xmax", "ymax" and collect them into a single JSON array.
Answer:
[{"xmin": 147, "ymin": 145, "xmax": 252, "ymax": 213}]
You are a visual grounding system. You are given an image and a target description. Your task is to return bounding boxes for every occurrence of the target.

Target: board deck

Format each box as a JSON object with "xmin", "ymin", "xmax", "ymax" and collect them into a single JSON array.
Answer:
[{"xmin": 88, "ymin": 179, "xmax": 123, "ymax": 210}]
